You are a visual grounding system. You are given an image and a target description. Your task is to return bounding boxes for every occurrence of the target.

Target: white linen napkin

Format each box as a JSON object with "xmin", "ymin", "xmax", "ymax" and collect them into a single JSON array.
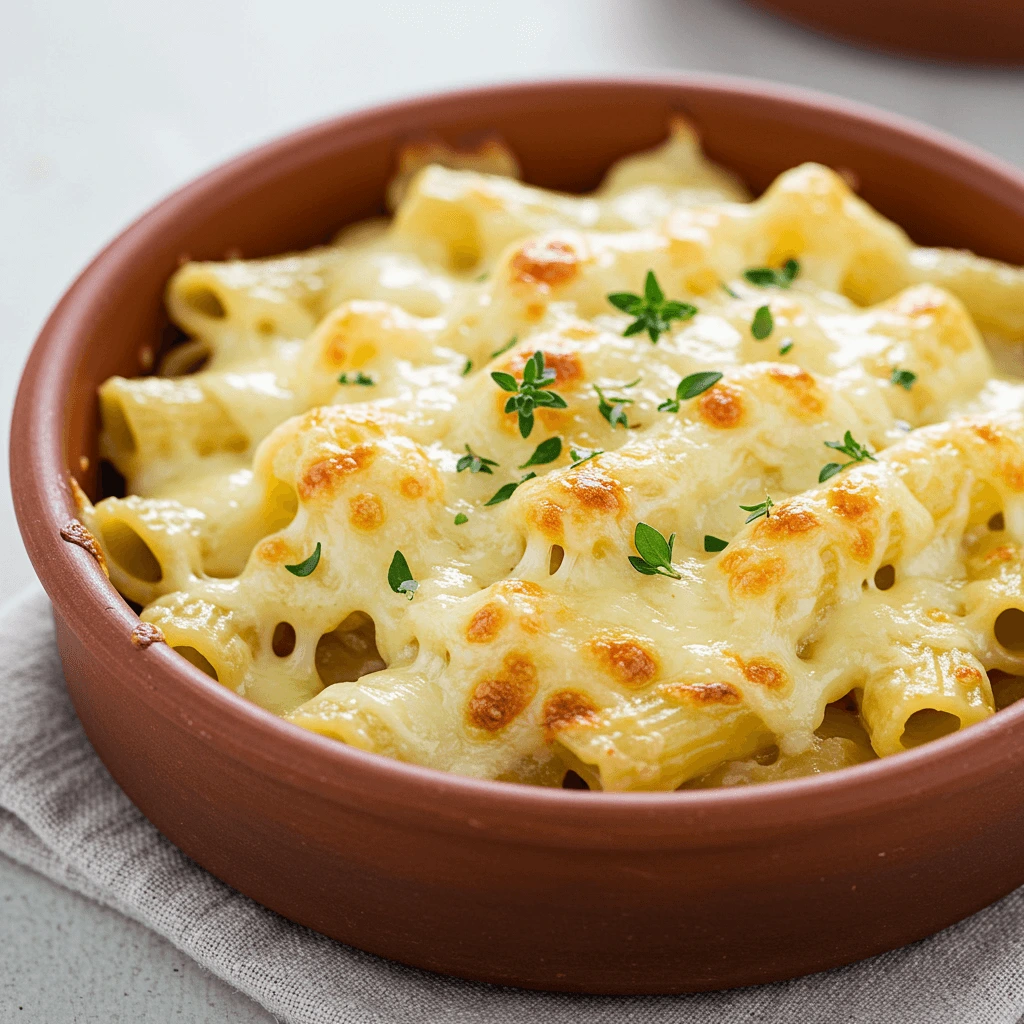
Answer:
[{"xmin": 3, "ymin": 586, "xmax": 1024, "ymax": 1024}]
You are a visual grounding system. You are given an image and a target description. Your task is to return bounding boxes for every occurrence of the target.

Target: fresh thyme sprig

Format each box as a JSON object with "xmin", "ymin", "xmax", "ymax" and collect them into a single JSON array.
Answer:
[
  {"xmin": 744, "ymin": 259, "xmax": 800, "ymax": 289},
  {"xmin": 607, "ymin": 271, "xmax": 697, "ymax": 343},
  {"xmin": 751, "ymin": 305, "xmax": 774, "ymax": 340},
  {"xmin": 778, "ymin": 339, "xmax": 794, "ymax": 356},
  {"xmin": 456, "ymin": 444, "xmax": 498, "ymax": 475},
  {"xmin": 519, "ymin": 437, "xmax": 562, "ymax": 468},
  {"xmin": 491, "ymin": 350, "xmax": 567, "ymax": 438},
  {"xmin": 657, "ymin": 371, "xmax": 723, "ymax": 413},
  {"xmin": 484, "ymin": 472, "xmax": 537, "ymax": 506},
  {"xmin": 629, "ymin": 522, "xmax": 682, "ymax": 579},
  {"xmin": 337, "ymin": 371, "xmax": 374, "ymax": 386},
  {"xmin": 740, "ymin": 495, "xmax": 775, "ymax": 524},
  {"xmin": 490, "ymin": 336, "xmax": 517, "ymax": 360},
  {"xmin": 569, "ymin": 446, "xmax": 603, "ymax": 467},
  {"xmin": 595, "ymin": 380, "xmax": 638, "ymax": 429},
  {"xmin": 285, "ymin": 542, "xmax": 321, "ymax": 577},
  {"xmin": 891, "ymin": 368, "xmax": 917, "ymax": 390},
  {"xmin": 462, "ymin": 358, "xmax": 473, "ymax": 376},
  {"xmin": 819, "ymin": 431, "xmax": 877, "ymax": 483},
  {"xmin": 387, "ymin": 550, "xmax": 418, "ymax": 599}
]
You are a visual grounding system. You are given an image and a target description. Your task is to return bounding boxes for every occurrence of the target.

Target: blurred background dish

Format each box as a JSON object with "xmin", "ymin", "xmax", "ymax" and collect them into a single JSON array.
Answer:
[{"xmin": 748, "ymin": 0, "xmax": 1024, "ymax": 65}]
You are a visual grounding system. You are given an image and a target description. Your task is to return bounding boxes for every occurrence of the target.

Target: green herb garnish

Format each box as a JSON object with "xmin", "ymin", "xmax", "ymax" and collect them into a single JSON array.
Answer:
[
  {"xmin": 490, "ymin": 335, "xmax": 517, "ymax": 360},
  {"xmin": 721, "ymin": 281, "xmax": 740, "ymax": 299},
  {"xmin": 778, "ymin": 339, "xmax": 794, "ymax": 356},
  {"xmin": 456, "ymin": 444, "xmax": 498, "ymax": 475},
  {"xmin": 607, "ymin": 271, "xmax": 697, "ymax": 343},
  {"xmin": 519, "ymin": 437, "xmax": 562, "ymax": 468},
  {"xmin": 569, "ymin": 447, "xmax": 603, "ymax": 466},
  {"xmin": 595, "ymin": 382, "xmax": 636, "ymax": 429},
  {"xmin": 285, "ymin": 542, "xmax": 322, "ymax": 577},
  {"xmin": 629, "ymin": 522, "xmax": 682, "ymax": 579},
  {"xmin": 891, "ymin": 368, "xmax": 917, "ymax": 391},
  {"xmin": 491, "ymin": 350, "xmax": 567, "ymax": 439},
  {"xmin": 337, "ymin": 371, "xmax": 374, "ymax": 386},
  {"xmin": 743, "ymin": 259, "xmax": 800, "ymax": 289},
  {"xmin": 658, "ymin": 371, "xmax": 723, "ymax": 413},
  {"xmin": 462, "ymin": 358, "xmax": 473, "ymax": 376},
  {"xmin": 704, "ymin": 535, "xmax": 729, "ymax": 553},
  {"xmin": 454, "ymin": 513, "xmax": 468, "ymax": 525},
  {"xmin": 818, "ymin": 431, "xmax": 877, "ymax": 483},
  {"xmin": 387, "ymin": 550, "xmax": 418, "ymax": 599},
  {"xmin": 751, "ymin": 305, "xmax": 774, "ymax": 340},
  {"xmin": 740, "ymin": 495, "xmax": 775, "ymax": 524},
  {"xmin": 484, "ymin": 472, "xmax": 537, "ymax": 506}
]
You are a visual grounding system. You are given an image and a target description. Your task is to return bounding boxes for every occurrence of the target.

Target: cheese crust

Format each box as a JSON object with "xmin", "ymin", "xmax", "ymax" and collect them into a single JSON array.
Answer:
[{"xmin": 82, "ymin": 120, "xmax": 1024, "ymax": 791}]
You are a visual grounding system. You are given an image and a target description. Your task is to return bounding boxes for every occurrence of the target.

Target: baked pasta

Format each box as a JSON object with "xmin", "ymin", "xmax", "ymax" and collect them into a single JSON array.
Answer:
[{"xmin": 79, "ymin": 119, "xmax": 1024, "ymax": 791}]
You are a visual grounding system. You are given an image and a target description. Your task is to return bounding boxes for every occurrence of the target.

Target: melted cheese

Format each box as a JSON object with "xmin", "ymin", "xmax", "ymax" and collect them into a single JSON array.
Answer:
[{"xmin": 82, "ymin": 120, "xmax": 1024, "ymax": 791}]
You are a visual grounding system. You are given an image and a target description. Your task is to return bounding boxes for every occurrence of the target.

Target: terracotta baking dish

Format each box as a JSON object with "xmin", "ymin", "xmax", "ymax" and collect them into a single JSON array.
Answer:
[
  {"xmin": 748, "ymin": 0, "xmax": 1024, "ymax": 65},
  {"xmin": 12, "ymin": 76, "xmax": 1024, "ymax": 994}
]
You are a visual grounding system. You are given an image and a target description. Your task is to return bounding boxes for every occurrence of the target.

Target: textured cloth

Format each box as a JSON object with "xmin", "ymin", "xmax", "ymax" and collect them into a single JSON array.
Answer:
[{"xmin": 2, "ymin": 587, "xmax": 1024, "ymax": 1024}]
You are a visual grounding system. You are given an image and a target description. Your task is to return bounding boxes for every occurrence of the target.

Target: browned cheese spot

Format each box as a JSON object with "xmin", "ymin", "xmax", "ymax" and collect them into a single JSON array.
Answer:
[
  {"xmin": 588, "ymin": 633, "xmax": 659, "ymax": 688},
  {"xmin": 59, "ymin": 519, "xmax": 107, "ymax": 573},
  {"xmin": 719, "ymin": 548, "xmax": 787, "ymax": 597},
  {"xmin": 970, "ymin": 424, "xmax": 1024, "ymax": 491},
  {"xmin": 954, "ymin": 665, "xmax": 983, "ymax": 685},
  {"xmin": 498, "ymin": 579, "xmax": 545, "ymax": 598},
  {"xmin": 1003, "ymin": 462, "xmax": 1024, "ymax": 492},
  {"xmin": 696, "ymin": 382, "xmax": 744, "ymax": 429},
  {"xmin": 986, "ymin": 544, "xmax": 1018, "ymax": 565},
  {"xmin": 734, "ymin": 656, "xmax": 788, "ymax": 691},
  {"xmin": 757, "ymin": 501, "xmax": 819, "ymax": 539},
  {"xmin": 510, "ymin": 239, "xmax": 579, "ymax": 288},
  {"xmin": 298, "ymin": 444, "xmax": 376, "ymax": 500},
  {"xmin": 511, "ymin": 349, "xmax": 584, "ymax": 388},
  {"xmin": 348, "ymin": 492, "xmax": 385, "ymax": 531},
  {"xmin": 525, "ymin": 302, "xmax": 547, "ymax": 322},
  {"xmin": 466, "ymin": 653, "xmax": 538, "ymax": 732},
  {"xmin": 399, "ymin": 476, "xmax": 426, "ymax": 499},
  {"xmin": 527, "ymin": 498, "xmax": 566, "ymax": 541},
  {"xmin": 256, "ymin": 537, "xmax": 289, "ymax": 564},
  {"xmin": 850, "ymin": 527, "xmax": 875, "ymax": 563},
  {"xmin": 542, "ymin": 689, "xmax": 599, "ymax": 739},
  {"xmin": 495, "ymin": 579, "xmax": 548, "ymax": 633},
  {"xmin": 662, "ymin": 681, "xmax": 742, "ymax": 706},
  {"xmin": 768, "ymin": 366, "xmax": 824, "ymax": 419},
  {"xmin": 828, "ymin": 481, "xmax": 879, "ymax": 522},
  {"xmin": 466, "ymin": 602, "xmax": 506, "ymax": 643},
  {"xmin": 326, "ymin": 335, "xmax": 348, "ymax": 367},
  {"xmin": 130, "ymin": 622, "xmax": 165, "ymax": 649},
  {"xmin": 565, "ymin": 467, "xmax": 626, "ymax": 516}
]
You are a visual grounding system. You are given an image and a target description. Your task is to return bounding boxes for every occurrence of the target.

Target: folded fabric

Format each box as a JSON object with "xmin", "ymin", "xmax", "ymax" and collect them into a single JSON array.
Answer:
[{"xmin": 2, "ymin": 587, "xmax": 1024, "ymax": 1024}]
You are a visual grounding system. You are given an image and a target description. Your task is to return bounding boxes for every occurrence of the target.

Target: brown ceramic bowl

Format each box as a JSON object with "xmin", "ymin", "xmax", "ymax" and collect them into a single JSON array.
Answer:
[
  {"xmin": 12, "ymin": 76, "xmax": 1024, "ymax": 994},
  {"xmin": 748, "ymin": 0, "xmax": 1024, "ymax": 65}
]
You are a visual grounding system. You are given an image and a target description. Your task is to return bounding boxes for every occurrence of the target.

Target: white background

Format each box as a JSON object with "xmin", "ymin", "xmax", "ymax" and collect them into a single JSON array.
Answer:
[{"xmin": 2, "ymin": 1, "xmax": 1023, "ymax": 1019}]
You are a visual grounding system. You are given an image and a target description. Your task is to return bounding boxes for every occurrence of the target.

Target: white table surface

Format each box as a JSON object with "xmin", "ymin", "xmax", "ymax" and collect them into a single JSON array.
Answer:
[{"xmin": 2, "ymin": 1, "xmax": 1023, "ymax": 1019}]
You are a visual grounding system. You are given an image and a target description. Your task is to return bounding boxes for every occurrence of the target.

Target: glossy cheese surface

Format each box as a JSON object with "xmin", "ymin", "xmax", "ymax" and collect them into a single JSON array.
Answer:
[{"xmin": 82, "ymin": 121, "xmax": 1024, "ymax": 791}]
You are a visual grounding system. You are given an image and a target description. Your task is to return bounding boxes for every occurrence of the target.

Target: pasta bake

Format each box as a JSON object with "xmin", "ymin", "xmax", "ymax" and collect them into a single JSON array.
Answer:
[{"xmin": 79, "ymin": 120, "xmax": 1024, "ymax": 791}]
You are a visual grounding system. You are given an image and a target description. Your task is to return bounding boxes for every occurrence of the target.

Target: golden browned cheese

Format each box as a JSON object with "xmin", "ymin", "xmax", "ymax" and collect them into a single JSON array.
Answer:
[{"xmin": 81, "ymin": 119, "xmax": 1024, "ymax": 789}]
